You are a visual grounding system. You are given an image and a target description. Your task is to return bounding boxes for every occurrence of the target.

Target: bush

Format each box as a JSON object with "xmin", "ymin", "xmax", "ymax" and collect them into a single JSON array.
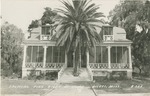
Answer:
[
  {"xmin": 27, "ymin": 69, "xmax": 37, "ymax": 80},
  {"xmin": 27, "ymin": 70, "xmax": 58, "ymax": 81},
  {"xmin": 45, "ymin": 71, "xmax": 58, "ymax": 80},
  {"xmin": 109, "ymin": 71, "xmax": 127, "ymax": 81}
]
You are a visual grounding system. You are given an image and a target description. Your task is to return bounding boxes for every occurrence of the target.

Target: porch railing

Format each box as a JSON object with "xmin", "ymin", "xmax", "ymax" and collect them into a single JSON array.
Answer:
[
  {"xmin": 25, "ymin": 62, "xmax": 64, "ymax": 69},
  {"xmin": 111, "ymin": 63, "xmax": 129, "ymax": 69},
  {"xmin": 40, "ymin": 35, "xmax": 52, "ymax": 40},
  {"xmin": 89, "ymin": 63, "xmax": 129, "ymax": 69},
  {"xmin": 45, "ymin": 63, "xmax": 64, "ymax": 69},
  {"xmin": 103, "ymin": 35, "xmax": 114, "ymax": 41},
  {"xmin": 25, "ymin": 62, "xmax": 43, "ymax": 68},
  {"xmin": 89, "ymin": 63, "xmax": 108, "ymax": 69}
]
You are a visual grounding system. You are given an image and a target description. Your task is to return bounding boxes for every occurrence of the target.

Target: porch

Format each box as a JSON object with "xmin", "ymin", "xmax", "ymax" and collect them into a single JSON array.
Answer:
[
  {"xmin": 22, "ymin": 44, "xmax": 132, "ymax": 80},
  {"xmin": 87, "ymin": 45, "xmax": 132, "ymax": 80}
]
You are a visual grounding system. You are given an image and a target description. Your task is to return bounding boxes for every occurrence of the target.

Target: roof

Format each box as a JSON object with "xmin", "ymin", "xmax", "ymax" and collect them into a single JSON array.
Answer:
[
  {"xmin": 24, "ymin": 24, "xmax": 132, "ymax": 44},
  {"xmin": 113, "ymin": 27, "xmax": 131, "ymax": 41},
  {"xmin": 30, "ymin": 27, "xmax": 41, "ymax": 33}
]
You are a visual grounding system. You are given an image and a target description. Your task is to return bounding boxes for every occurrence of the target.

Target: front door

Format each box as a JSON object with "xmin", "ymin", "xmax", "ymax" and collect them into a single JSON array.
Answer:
[
  {"xmin": 81, "ymin": 52, "xmax": 87, "ymax": 68},
  {"xmin": 67, "ymin": 51, "xmax": 73, "ymax": 67},
  {"xmin": 67, "ymin": 50, "xmax": 87, "ymax": 68}
]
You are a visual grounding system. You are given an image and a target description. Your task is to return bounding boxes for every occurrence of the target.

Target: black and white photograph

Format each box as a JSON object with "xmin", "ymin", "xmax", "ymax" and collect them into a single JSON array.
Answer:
[{"xmin": 1, "ymin": 0, "xmax": 150, "ymax": 96}]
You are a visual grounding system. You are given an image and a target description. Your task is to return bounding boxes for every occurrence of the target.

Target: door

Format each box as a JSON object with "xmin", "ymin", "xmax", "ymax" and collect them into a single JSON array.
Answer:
[
  {"xmin": 81, "ymin": 51, "xmax": 87, "ymax": 68},
  {"xmin": 67, "ymin": 51, "xmax": 73, "ymax": 67}
]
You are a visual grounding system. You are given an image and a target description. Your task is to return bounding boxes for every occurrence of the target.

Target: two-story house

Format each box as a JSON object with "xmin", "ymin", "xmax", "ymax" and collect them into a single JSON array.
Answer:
[{"xmin": 22, "ymin": 23, "xmax": 132, "ymax": 80}]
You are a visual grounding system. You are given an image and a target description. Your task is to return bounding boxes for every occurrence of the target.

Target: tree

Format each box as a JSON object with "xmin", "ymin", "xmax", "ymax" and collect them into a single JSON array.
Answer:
[
  {"xmin": 55, "ymin": 0, "xmax": 104, "ymax": 76},
  {"xmin": 28, "ymin": 20, "xmax": 39, "ymax": 30},
  {"xmin": 1, "ymin": 22, "xmax": 24, "ymax": 77},
  {"xmin": 41, "ymin": 7, "xmax": 58, "ymax": 25},
  {"xmin": 28, "ymin": 7, "xmax": 58, "ymax": 30},
  {"xmin": 109, "ymin": 0, "xmax": 150, "ymax": 75}
]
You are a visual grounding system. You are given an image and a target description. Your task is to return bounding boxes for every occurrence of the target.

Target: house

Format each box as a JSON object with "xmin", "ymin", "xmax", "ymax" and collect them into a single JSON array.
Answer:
[{"xmin": 22, "ymin": 23, "xmax": 132, "ymax": 80}]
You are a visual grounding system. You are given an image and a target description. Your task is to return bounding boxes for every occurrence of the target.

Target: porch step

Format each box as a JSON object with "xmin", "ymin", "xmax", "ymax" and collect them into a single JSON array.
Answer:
[{"xmin": 59, "ymin": 68, "xmax": 91, "ymax": 83}]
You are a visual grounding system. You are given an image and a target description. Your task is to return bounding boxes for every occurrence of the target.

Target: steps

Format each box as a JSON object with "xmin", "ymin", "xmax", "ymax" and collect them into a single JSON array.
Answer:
[{"xmin": 59, "ymin": 68, "xmax": 91, "ymax": 83}]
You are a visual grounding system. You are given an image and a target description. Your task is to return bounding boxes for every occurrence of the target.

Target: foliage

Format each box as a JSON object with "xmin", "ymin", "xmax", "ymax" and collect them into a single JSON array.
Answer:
[
  {"xmin": 28, "ymin": 20, "xmax": 39, "ymax": 30},
  {"xmin": 41, "ymin": 7, "xmax": 58, "ymax": 25},
  {"xmin": 27, "ymin": 70, "xmax": 58, "ymax": 81},
  {"xmin": 1, "ymin": 22, "xmax": 24, "ymax": 77},
  {"xmin": 45, "ymin": 71, "xmax": 58, "ymax": 80},
  {"xmin": 55, "ymin": 0, "xmax": 104, "ymax": 76},
  {"xmin": 28, "ymin": 7, "xmax": 58, "ymax": 30},
  {"xmin": 27, "ymin": 68, "xmax": 37, "ymax": 80},
  {"xmin": 109, "ymin": 0, "xmax": 150, "ymax": 75}
]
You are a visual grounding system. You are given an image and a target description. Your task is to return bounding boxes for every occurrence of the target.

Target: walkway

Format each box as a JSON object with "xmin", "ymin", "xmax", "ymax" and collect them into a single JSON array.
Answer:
[
  {"xmin": 44, "ymin": 68, "xmax": 95, "ymax": 96},
  {"xmin": 59, "ymin": 68, "xmax": 91, "ymax": 83},
  {"xmin": 43, "ymin": 68, "xmax": 150, "ymax": 96}
]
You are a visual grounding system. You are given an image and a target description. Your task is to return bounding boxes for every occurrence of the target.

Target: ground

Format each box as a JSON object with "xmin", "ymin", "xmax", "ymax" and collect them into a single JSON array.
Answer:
[
  {"xmin": 1, "ymin": 77, "xmax": 150, "ymax": 95},
  {"xmin": 92, "ymin": 79, "xmax": 150, "ymax": 94},
  {"xmin": 1, "ymin": 79, "xmax": 57, "ymax": 95}
]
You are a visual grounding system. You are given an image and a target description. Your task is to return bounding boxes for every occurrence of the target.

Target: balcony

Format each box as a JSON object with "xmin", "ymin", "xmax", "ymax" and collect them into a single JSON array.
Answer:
[
  {"xmin": 40, "ymin": 35, "xmax": 52, "ymax": 40},
  {"xmin": 103, "ymin": 35, "xmax": 114, "ymax": 42}
]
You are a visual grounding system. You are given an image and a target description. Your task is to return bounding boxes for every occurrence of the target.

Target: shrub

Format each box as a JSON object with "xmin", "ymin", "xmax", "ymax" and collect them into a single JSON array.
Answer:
[
  {"xmin": 27, "ymin": 69, "xmax": 37, "ymax": 80},
  {"xmin": 45, "ymin": 71, "xmax": 58, "ymax": 80}
]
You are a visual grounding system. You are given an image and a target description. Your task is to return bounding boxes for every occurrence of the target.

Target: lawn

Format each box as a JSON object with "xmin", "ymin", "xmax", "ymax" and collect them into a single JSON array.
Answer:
[
  {"xmin": 1, "ymin": 77, "xmax": 150, "ymax": 95},
  {"xmin": 92, "ymin": 78, "xmax": 150, "ymax": 94},
  {"xmin": 1, "ymin": 79, "xmax": 57, "ymax": 95}
]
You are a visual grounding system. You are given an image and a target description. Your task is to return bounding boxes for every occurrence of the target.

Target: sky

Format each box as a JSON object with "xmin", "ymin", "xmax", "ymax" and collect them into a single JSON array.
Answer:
[{"xmin": 1, "ymin": 0, "xmax": 120, "ymax": 32}]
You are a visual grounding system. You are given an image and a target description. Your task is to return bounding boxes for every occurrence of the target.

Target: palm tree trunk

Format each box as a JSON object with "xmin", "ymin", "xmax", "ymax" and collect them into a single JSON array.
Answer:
[
  {"xmin": 73, "ymin": 43, "xmax": 82, "ymax": 76},
  {"xmin": 79, "ymin": 43, "xmax": 81, "ymax": 69}
]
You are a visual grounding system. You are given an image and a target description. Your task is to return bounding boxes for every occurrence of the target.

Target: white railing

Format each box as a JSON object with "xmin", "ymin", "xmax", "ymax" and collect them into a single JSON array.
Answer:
[
  {"xmin": 45, "ymin": 63, "xmax": 64, "ymax": 69},
  {"xmin": 25, "ymin": 62, "xmax": 43, "ymax": 68},
  {"xmin": 89, "ymin": 63, "xmax": 108, "ymax": 69},
  {"xmin": 25, "ymin": 62, "xmax": 64, "ymax": 69},
  {"xmin": 58, "ymin": 63, "xmax": 67, "ymax": 81},
  {"xmin": 40, "ymin": 35, "xmax": 52, "ymax": 40},
  {"xmin": 111, "ymin": 63, "xmax": 129, "ymax": 69},
  {"xmin": 103, "ymin": 35, "xmax": 114, "ymax": 41}
]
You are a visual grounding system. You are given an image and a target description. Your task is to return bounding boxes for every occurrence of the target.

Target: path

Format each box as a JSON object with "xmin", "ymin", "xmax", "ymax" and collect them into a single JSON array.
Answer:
[{"xmin": 44, "ymin": 68, "xmax": 96, "ymax": 96}]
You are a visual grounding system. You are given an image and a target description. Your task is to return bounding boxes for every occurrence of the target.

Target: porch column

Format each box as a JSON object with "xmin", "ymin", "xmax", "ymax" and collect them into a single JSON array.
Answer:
[
  {"xmin": 107, "ymin": 46, "xmax": 112, "ymax": 79},
  {"xmin": 43, "ymin": 46, "xmax": 47, "ymax": 68},
  {"xmin": 86, "ymin": 50, "xmax": 89, "ymax": 68},
  {"xmin": 127, "ymin": 45, "xmax": 132, "ymax": 79},
  {"xmin": 128, "ymin": 45, "xmax": 132, "ymax": 69},
  {"xmin": 108, "ymin": 46, "xmax": 111, "ymax": 69},
  {"xmin": 23, "ymin": 45, "xmax": 27, "ymax": 67},
  {"xmin": 22, "ymin": 45, "xmax": 27, "ymax": 78}
]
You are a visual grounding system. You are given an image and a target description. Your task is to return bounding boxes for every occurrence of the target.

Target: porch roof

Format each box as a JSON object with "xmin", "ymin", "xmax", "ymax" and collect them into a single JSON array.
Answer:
[{"xmin": 23, "ymin": 39, "xmax": 56, "ymax": 45}]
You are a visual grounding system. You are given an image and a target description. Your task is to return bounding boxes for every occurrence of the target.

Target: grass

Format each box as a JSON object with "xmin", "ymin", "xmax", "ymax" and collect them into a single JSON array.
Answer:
[
  {"xmin": 92, "ymin": 78, "xmax": 150, "ymax": 94},
  {"xmin": 1, "ymin": 79, "xmax": 57, "ymax": 95},
  {"xmin": 1, "ymin": 77, "xmax": 150, "ymax": 95}
]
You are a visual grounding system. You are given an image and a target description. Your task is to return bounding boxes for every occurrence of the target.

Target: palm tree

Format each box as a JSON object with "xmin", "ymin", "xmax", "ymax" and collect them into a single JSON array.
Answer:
[{"xmin": 55, "ymin": 0, "xmax": 104, "ymax": 76}]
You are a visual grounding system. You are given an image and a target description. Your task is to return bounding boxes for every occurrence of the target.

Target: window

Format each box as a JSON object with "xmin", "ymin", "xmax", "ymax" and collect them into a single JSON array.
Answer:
[
  {"xmin": 26, "ymin": 46, "xmax": 44, "ymax": 62},
  {"xmin": 38, "ymin": 47, "xmax": 44, "ymax": 62},
  {"xmin": 46, "ymin": 46, "xmax": 53, "ymax": 63},
  {"xmin": 26, "ymin": 46, "xmax": 32, "ymax": 62},
  {"xmin": 89, "ymin": 46, "xmax": 108, "ymax": 63},
  {"xmin": 42, "ymin": 26, "xmax": 50, "ymax": 35},
  {"xmin": 53, "ymin": 46, "xmax": 59, "ymax": 63},
  {"xmin": 96, "ymin": 46, "xmax": 108, "ymax": 63},
  {"xmin": 111, "ymin": 46, "xmax": 129, "ymax": 63},
  {"xmin": 102, "ymin": 26, "xmax": 113, "ymax": 35},
  {"xmin": 46, "ymin": 46, "xmax": 65, "ymax": 63},
  {"xmin": 60, "ymin": 47, "xmax": 65, "ymax": 63}
]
